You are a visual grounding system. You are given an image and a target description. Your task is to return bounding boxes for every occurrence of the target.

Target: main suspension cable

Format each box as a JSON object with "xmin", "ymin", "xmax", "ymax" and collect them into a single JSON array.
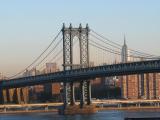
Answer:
[{"xmin": 8, "ymin": 30, "xmax": 62, "ymax": 79}]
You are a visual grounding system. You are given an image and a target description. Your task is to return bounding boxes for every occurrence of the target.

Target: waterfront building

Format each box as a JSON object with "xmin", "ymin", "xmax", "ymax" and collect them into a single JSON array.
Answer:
[
  {"xmin": 121, "ymin": 36, "xmax": 139, "ymax": 99},
  {"xmin": 120, "ymin": 37, "xmax": 160, "ymax": 100},
  {"xmin": 44, "ymin": 63, "xmax": 61, "ymax": 101}
]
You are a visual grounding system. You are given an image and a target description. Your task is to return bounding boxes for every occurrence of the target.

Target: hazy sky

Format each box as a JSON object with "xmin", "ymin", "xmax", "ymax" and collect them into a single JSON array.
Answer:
[{"xmin": 0, "ymin": 0, "xmax": 160, "ymax": 76}]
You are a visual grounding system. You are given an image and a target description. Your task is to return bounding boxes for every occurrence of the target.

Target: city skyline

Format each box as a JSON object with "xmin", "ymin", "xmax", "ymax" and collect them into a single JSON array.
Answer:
[{"xmin": 0, "ymin": 0, "xmax": 160, "ymax": 76}]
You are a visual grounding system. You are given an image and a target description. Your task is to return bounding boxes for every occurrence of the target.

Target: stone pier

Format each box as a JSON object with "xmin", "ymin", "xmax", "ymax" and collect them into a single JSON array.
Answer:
[
  {"xmin": 59, "ymin": 104, "xmax": 97, "ymax": 115},
  {"xmin": 0, "ymin": 87, "xmax": 29, "ymax": 104}
]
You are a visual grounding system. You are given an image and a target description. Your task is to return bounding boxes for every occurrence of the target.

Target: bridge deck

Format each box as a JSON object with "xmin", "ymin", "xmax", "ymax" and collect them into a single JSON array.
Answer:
[{"xmin": 1, "ymin": 59, "xmax": 160, "ymax": 89}]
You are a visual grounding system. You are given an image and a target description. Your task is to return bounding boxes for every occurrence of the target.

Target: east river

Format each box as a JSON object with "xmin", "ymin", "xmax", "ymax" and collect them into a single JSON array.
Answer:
[{"xmin": 1, "ymin": 110, "xmax": 160, "ymax": 120}]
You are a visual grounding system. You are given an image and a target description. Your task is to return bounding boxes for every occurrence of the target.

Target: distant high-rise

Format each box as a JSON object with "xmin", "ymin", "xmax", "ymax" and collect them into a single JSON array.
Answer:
[
  {"xmin": 120, "ymin": 36, "xmax": 139, "ymax": 99},
  {"xmin": 121, "ymin": 36, "xmax": 128, "ymax": 63},
  {"xmin": 120, "ymin": 36, "xmax": 160, "ymax": 100},
  {"xmin": 121, "ymin": 36, "xmax": 128, "ymax": 99},
  {"xmin": 44, "ymin": 62, "xmax": 61, "ymax": 100},
  {"xmin": 46, "ymin": 63, "xmax": 58, "ymax": 73}
]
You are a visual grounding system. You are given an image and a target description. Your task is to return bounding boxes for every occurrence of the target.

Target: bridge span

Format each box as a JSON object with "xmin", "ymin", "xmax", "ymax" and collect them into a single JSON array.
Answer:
[
  {"xmin": 1, "ymin": 59, "xmax": 160, "ymax": 89},
  {"xmin": 1, "ymin": 24, "xmax": 160, "ymax": 114}
]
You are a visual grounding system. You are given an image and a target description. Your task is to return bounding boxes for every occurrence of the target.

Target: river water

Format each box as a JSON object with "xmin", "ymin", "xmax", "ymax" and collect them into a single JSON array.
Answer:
[{"xmin": 0, "ymin": 110, "xmax": 160, "ymax": 120}]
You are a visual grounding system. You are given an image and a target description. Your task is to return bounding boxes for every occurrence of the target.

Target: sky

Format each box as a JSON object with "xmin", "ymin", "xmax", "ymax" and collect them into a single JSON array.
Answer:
[{"xmin": 0, "ymin": 0, "xmax": 160, "ymax": 76}]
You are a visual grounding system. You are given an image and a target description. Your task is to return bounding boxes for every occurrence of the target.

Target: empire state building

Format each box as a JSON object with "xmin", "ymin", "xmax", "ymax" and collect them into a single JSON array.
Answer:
[{"xmin": 121, "ymin": 36, "xmax": 128, "ymax": 63}]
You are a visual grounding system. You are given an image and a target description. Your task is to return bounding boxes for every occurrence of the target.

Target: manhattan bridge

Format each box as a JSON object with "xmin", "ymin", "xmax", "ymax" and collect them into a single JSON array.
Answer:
[{"xmin": 1, "ymin": 24, "xmax": 160, "ymax": 113}]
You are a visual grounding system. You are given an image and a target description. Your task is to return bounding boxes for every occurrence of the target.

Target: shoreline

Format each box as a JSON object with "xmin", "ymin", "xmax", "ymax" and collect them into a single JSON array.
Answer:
[
  {"xmin": 0, "ymin": 109, "xmax": 58, "ymax": 114},
  {"xmin": 97, "ymin": 106, "xmax": 160, "ymax": 111},
  {"xmin": 1, "ymin": 106, "xmax": 160, "ymax": 114}
]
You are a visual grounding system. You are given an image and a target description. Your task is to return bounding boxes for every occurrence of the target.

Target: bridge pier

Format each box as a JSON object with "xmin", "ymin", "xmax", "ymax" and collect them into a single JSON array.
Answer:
[
  {"xmin": 60, "ymin": 80, "xmax": 95, "ymax": 115},
  {"xmin": 16, "ymin": 88, "xmax": 22, "ymax": 104},
  {"xmin": 8, "ymin": 88, "xmax": 15, "ymax": 103},
  {"xmin": 80, "ymin": 80, "xmax": 92, "ymax": 107},
  {"xmin": 70, "ymin": 82, "xmax": 75, "ymax": 105},
  {"xmin": 14, "ymin": 87, "xmax": 29, "ymax": 104},
  {"xmin": 0, "ymin": 88, "xmax": 15, "ymax": 104},
  {"xmin": 2, "ymin": 89, "xmax": 10, "ymax": 104},
  {"xmin": 0, "ymin": 87, "xmax": 29, "ymax": 107},
  {"xmin": 0, "ymin": 88, "xmax": 13, "ymax": 104},
  {"xmin": 63, "ymin": 82, "xmax": 69, "ymax": 108},
  {"xmin": 0, "ymin": 88, "xmax": 3, "ymax": 104},
  {"xmin": 1, "ymin": 90, "xmax": 6, "ymax": 104},
  {"xmin": 80, "ymin": 81, "xmax": 85, "ymax": 108},
  {"xmin": 63, "ymin": 82, "xmax": 75, "ymax": 107},
  {"xmin": 86, "ymin": 80, "xmax": 91, "ymax": 105},
  {"xmin": 22, "ymin": 87, "xmax": 29, "ymax": 104}
]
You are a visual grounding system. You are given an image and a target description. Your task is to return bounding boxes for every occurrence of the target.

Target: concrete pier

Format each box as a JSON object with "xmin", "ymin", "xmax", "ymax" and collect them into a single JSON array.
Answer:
[{"xmin": 59, "ymin": 105, "xmax": 97, "ymax": 115}]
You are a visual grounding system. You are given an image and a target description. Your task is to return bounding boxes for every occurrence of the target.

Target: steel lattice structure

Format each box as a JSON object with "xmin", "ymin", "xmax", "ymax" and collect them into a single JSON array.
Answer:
[{"xmin": 62, "ymin": 23, "xmax": 90, "ymax": 107}]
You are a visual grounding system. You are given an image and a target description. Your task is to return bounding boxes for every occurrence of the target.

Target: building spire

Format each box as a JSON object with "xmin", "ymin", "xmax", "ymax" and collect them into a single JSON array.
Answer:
[
  {"xmin": 124, "ymin": 34, "xmax": 126, "ymax": 45},
  {"xmin": 121, "ymin": 34, "xmax": 128, "ymax": 63}
]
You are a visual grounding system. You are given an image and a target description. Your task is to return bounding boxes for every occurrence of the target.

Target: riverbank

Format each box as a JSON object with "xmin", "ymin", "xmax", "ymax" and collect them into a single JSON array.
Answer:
[
  {"xmin": 98, "ymin": 106, "xmax": 160, "ymax": 111},
  {"xmin": 0, "ymin": 109, "xmax": 58, "ymax": 114},
  {"xmin": 2, "ymin": 100, "xmax": 160, "ymax": 114},
  {"xmin": 1, "ymin": 106, "xmax": 160, "ymax": 114},
  {"xmin": 1, "ymin": 110, "xmax": 160, "ymax": 120}
]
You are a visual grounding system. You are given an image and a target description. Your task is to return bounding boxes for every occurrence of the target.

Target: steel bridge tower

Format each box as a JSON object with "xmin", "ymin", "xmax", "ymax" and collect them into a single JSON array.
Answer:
[{"xmin": 62, "ymin": 23, "xmax": 91, "ymax": 108}]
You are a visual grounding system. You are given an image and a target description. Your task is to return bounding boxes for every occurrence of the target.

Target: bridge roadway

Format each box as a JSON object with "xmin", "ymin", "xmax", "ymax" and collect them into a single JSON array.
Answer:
[{"xmin": 1, "ymin": 59, "xmax": 160, "ymax": 89}]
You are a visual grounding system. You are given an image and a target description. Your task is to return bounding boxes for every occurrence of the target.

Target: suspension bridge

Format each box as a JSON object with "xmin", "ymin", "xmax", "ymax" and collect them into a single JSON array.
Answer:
[{"xmin": 0, "ymin": 23, "xmax": 160, "ymax": 114}]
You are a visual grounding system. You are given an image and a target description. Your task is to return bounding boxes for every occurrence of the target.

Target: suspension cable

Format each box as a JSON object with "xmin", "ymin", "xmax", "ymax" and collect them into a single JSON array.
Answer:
[
  {"xmin": 38, "ymin": 48, "xmax": 63, "ymax": 71},
  {"xmin": 90, "ymin": 39, "xmax": 158, "ymax": 60},
  {"xmin": 90, "ymin": 34, "xmax": 156, "ymax": 59},
  {"xmin": 8, "ymin": 30, "xmax": 62, "ymax": 79},
  {"xmin": 91, "ymin": 29, "xmax": 158, "ymax": 58},
  {"xmin": 35, "ymin": 38, "xmax": 63, "ymax": 67}
]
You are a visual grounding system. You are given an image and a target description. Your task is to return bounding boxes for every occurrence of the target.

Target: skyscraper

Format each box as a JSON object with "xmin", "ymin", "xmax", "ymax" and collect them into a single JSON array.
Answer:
[
  {"xmin": 121, "ymin": 36, "xmax": 139, "ymax": 99},
  {"xmin": 120, "ymin": 36, "xmax": 160, "ymax": 100},
  {"xmin": 121, "ymin": 36, "xmax": 128, "ymax": 63},
  {"xmin": 121, "ymin": 36, "xmax": 129, "ymax": 99}
]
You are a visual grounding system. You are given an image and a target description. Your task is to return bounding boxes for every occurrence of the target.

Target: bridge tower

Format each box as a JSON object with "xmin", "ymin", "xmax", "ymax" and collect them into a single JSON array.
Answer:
[{"xmin": 62, "ymin": 23, "xmax": 91, "ymax": 108}]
